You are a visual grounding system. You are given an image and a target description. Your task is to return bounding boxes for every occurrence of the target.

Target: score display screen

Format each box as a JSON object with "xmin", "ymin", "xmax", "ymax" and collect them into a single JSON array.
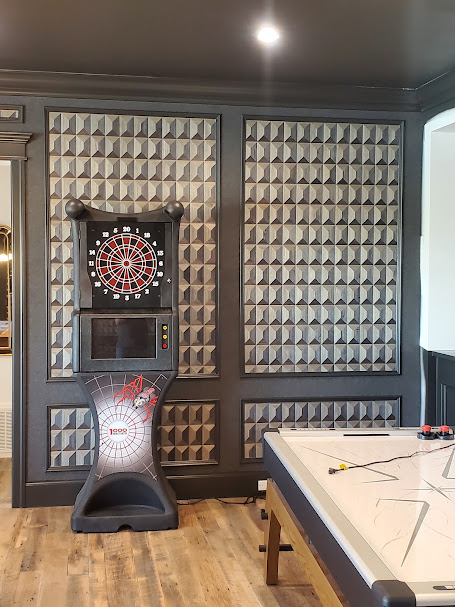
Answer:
[
  {"xmin": 91, "ymin": 317, "xmax": 157, "ymax": 360},
  {"xmin": 86, "ymin": 221, "xmax": 167, "ymax": 308}
]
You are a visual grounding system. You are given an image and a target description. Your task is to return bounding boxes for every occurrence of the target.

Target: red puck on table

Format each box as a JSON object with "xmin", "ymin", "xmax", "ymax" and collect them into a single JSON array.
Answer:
[
  {"xmin": 417, "ymin": 425, "xmax": 436, "ymax": 440},
  {"xmin": 436, "ymin": 425, "xmax": 454, "ymax": 440},
  {"xmin": 438, "ymin": 425, "xmax": 454, "ymax": 439}
]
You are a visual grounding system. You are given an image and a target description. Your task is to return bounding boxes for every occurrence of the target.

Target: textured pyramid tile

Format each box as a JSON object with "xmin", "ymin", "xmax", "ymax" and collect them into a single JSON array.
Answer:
[
  {"xmin": 49, "ymin": 402, "xmax": 218, "ymax": 468},
  {"xmin": 243, "ymin": 120, "xmax": 400, "ymax": 374},
  {"xmin": 48, "ymin": 112, "xmax": 218, "ymax": 377},
  {"xmin": 242, "ymin": 399, "xmax": 400, "ymax": 459}
]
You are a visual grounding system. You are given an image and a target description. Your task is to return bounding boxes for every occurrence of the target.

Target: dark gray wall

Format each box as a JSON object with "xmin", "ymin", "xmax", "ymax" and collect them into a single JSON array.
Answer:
[{"xmin": 5, "ymin": 92, "xmax": 423, "ymax": 506}]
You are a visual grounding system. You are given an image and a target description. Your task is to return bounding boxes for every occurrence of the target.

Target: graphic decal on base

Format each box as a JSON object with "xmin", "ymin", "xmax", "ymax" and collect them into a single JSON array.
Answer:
[
  {"xmin": 85, "ymin": 373, "xmax": 168, "ymax": 480},
  {"xmin": 114, "ymin": 376, "xmax": 159, "ymax": 422}
]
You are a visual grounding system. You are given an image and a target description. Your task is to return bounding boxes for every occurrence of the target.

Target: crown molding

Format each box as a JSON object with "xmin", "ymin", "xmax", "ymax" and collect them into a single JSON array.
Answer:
[
  {"xmin": 418, "ymin": 69, "xmax": 455, "ymax": 116},
  {"xmin": 0, "ymin": 131, "xmax": 32, "ymax": 159},
  {"xmin": 0, "ymin": 132, "xmax": 31, "ymax": 144},
  {"xmin": 0, "ymin": 69, "xmax": 419, "ymax": 113}
]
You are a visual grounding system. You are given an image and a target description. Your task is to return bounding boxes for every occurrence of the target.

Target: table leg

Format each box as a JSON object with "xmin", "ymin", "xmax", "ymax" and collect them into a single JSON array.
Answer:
[
  {"xmin": 264, "ymin": 480, "xmax": 282, "ymax": 584},
  {"xmin": 265, "ymin": 480, "xmax": 345, "ymax": 607}
]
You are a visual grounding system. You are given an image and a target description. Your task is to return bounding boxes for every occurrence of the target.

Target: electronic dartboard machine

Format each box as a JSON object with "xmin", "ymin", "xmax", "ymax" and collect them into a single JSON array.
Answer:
[{"xmin": 66, "ymin": 198, "xmax": 184, "ymax": 533}]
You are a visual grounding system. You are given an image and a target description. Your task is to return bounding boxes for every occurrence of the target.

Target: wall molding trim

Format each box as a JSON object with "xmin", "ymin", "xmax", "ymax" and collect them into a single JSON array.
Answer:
[
  {"xmin": 0, "ymin": 132, "xmax": 31, "ymax": 144},
  {"xmin": 0, "ymin": 69, "xmax": 419, "ymax": 112},
  {"xmin": 3, "ymin": 67, "xmax": 455, "ymax": 115},
  {"xmin": 0, "ymin": 105, "xmax": 23, "ymax": 123},
  {"xmin": 0, "ymin": 132, "xmax": 32, "ymax": 160},
  {"xmin": 11, "ymin": 159, "xmax": 27, "ymax": 507},
  {"xmin": 24, "ymin": 471, "xmax": 265, "ymax": 507},
  {"xmin": 418, "ymin": 70, "xmax": 455, "ymax": 115}
]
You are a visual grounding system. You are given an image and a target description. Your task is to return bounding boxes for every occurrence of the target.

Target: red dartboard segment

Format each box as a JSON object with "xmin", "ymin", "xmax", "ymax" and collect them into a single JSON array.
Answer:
[{"xmin": 95, "ymin": 233, "xmax": 158, "ymax": 294}]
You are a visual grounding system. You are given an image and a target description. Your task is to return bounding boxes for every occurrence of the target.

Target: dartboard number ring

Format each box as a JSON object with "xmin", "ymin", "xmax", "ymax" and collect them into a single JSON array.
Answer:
[
  {"xmin": 96, "ymin": 233, "xmax": 158, "ymax": 294},
  {"xmin": 86, "ymin": 222, "xmax": 166, "ymax": 307}
]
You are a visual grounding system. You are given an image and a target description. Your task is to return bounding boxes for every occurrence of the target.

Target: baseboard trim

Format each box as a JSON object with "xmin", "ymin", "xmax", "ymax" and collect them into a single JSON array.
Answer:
[
  {"xmin": 169, "ymin": 471, "xmax": 265, "ymax": 500},
  {"xmin": 24, "ymin": 471, "xmax": 266, "ymax": 507}
]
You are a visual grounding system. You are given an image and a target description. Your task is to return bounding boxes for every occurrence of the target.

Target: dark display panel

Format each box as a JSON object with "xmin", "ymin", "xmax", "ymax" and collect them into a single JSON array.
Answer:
[
  {"xmin": 87, "ymin": 221, "xmax": 167, "ymax": 309},
  {"xmin": 91, "ymin": 317, "xmax": 157, "ymax": 360}
]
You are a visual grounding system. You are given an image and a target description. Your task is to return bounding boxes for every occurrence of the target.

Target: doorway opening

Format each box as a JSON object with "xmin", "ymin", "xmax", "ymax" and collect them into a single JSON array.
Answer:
[
  {"xmin": 0, "ymin": 159, "xmax": 12, "ymax": 506},
  {"xmin": 421, "ymin": 108, "xmax": 455, "ymax": 351}
]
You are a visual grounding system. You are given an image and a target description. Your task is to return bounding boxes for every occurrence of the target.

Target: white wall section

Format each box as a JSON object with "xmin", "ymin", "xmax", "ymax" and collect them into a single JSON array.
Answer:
[{"xmin": 421, "ymin": 109, "xmax": 455, "ymax": 350}]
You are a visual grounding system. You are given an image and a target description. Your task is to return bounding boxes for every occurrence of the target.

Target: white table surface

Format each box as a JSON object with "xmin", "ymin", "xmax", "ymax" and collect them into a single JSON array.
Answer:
[{"xmin": 265, "ymin": 429, "xmax": 455, "ymax": 606}]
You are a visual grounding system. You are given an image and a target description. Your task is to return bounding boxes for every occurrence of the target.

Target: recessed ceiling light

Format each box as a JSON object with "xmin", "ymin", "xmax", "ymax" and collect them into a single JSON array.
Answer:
[{"xmin": 257, "ymin": 26, "xmax": 280, "ymax": 44}]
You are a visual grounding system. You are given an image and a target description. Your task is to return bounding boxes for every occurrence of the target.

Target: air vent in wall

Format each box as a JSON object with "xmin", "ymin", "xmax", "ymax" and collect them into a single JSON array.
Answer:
[{"xmin": 0, "ymin": 408, "xmax": 12, "ymax": 453}]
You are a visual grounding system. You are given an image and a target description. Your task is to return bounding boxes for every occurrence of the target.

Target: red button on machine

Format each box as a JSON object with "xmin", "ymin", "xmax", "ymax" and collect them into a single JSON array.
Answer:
[
  {"xmin": 421, "ymin": 425, "xmax": 432, "ymax": 434},
  {"xmin": 440, "ymin": 425, "xmax": 450, "ymax": 433}
]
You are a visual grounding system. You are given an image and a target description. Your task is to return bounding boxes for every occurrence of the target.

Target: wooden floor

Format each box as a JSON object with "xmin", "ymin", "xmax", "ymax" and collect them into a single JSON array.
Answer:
[{"xmin": 0, "ymin": 459, "xmax": 329, "ymax": 607}]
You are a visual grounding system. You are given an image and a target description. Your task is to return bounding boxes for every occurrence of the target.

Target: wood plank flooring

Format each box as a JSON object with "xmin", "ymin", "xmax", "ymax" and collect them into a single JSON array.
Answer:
[{"xmin": 0, "ymin": 459, "xmax": 330, "ymax": 607}]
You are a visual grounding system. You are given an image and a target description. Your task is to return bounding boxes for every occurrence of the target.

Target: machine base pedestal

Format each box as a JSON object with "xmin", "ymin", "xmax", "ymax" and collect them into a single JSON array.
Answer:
[
  {"xmin": 71, "ymin": 372, "xmax": 178, "ymax": 533},
  {"xmin": 71, "ymin": 472, "xmax": 178, "ymax": 533}
]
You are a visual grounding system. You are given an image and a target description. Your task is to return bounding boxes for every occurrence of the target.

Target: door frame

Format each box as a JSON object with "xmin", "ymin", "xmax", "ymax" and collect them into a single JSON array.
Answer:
[{"xmin": 0, "ymin": 133, "xmax": 32, "ymax": 507}]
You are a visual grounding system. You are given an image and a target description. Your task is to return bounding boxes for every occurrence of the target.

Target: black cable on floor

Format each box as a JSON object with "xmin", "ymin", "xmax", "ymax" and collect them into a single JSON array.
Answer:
[
  {"xmin": 177, "ymin": 495, "xmax": 259, "ymax": 506},
  {"xmin": 215, "ymin": 496, "xmax": 257, "ymax": 505}
]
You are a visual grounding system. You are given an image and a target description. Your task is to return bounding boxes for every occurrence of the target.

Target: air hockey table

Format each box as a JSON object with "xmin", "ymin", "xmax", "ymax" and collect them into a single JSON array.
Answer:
[{"xmin": 263, "ymin": 428, "xmax": 455, "ymax": 607}]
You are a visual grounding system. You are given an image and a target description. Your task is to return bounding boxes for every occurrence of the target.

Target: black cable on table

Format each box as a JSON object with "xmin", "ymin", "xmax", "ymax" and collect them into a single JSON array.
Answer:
[{"xmin": 328, "ymin": 442, "xmax": 455, "ymax": 474}]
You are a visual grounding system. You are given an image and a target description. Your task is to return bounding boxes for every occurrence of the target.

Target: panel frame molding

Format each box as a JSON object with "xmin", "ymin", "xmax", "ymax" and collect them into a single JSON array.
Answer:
[
  {"xmin": 241, "ymin": 395, "xmax": 402, "ymax": 463},
  {"xmin": 47, "ymin": 403, "xmax": 93, "ymax": 471},
  {"xmin": 46, "ymin": 398, "xmax": 220, "ymax": 472},
  {"xmin": 11, "ymin": 157, "xmax": 29, "ymax": 507},
  {"xmin": 44, "ymin": 106, "xmax": 221, "ymax": 381},
  {"xmin": 240, "ymin": 115, "xmax": 404, "ymax": 377},
  {"xmin": 158, "ymin": 397, "xmax": 220, "ymax": 466},
  {"xmin": 0, "ymin": 105, "xmax": 24, "ymax": 123}
]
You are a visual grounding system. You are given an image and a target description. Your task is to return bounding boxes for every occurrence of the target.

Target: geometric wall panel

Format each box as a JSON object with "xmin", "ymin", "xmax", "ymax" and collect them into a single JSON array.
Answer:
[
  {"xmin": 244, "ymin": 120, "xmax": 401, "ymax": 373},
  {"xmin": 159, "ymin": 401, "xmax": 217, "ymax": 463},
  {"xmin": 48, "ymin": 111, "xmax": 218, "ymax": 377},
  {"xmin": 49, "ymin": 406, "xmax": 94, "ymax": 468},
  {"xmin": 242, "ymin": 398, "xmax": 400, "ymax": 460},
  {"xmin": 48, "ymin": 401, "xmax": 218, "ymax": 469}
]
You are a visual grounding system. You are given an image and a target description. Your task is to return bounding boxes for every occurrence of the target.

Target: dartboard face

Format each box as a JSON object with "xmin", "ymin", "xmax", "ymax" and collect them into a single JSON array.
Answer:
[
  {"xmin": 86, "ymin": 222, "xmax": 170, "ymax": 308},
  {"xmin": 96, "ymin": 233, "xmax": 157, "ymax": 294}
]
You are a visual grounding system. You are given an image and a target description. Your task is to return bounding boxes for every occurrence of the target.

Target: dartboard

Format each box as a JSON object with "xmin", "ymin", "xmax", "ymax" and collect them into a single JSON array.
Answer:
[
  {"xmin": 86, "ymin": 221, "xmax": 170, "ymax": 308},
  {"xmin": 96, "ymin": 233, "xmax": 157, "ymax": 294}
]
